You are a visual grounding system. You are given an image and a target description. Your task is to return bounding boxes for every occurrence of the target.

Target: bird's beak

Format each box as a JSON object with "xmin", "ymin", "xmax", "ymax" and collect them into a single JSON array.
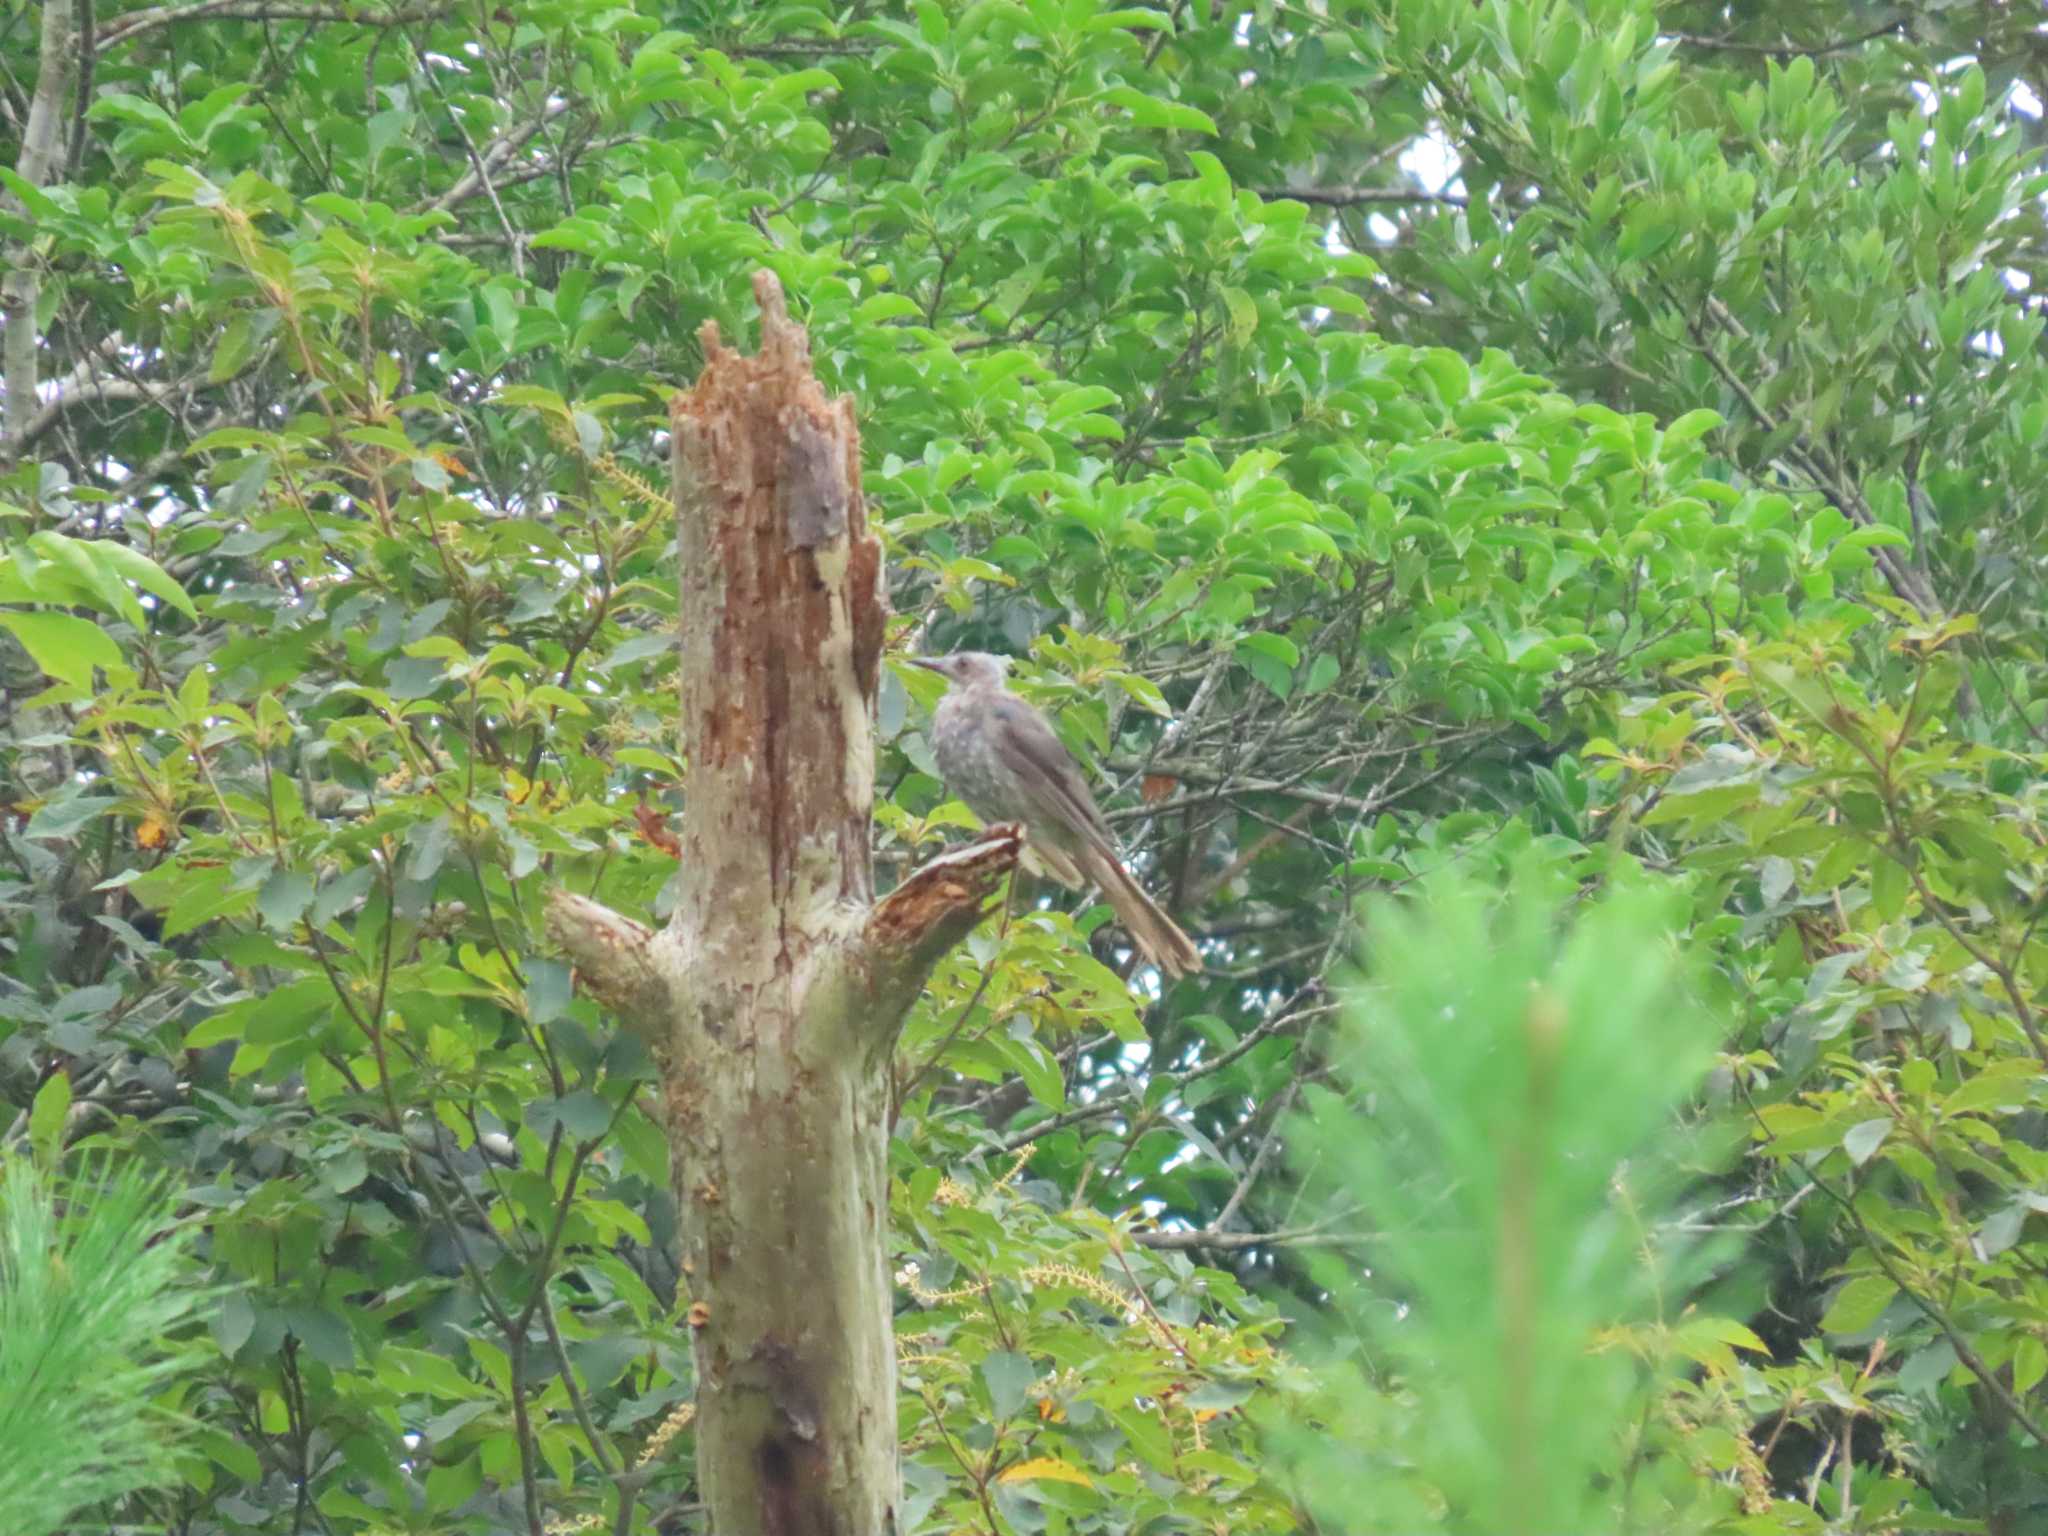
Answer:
[{"xmin": 907, "ymin": 657, "xmax": 945, "ymax": 674}]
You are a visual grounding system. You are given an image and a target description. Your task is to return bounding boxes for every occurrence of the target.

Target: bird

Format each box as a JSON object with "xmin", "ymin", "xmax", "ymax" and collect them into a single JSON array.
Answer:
[{"xmin": 910, "ymin": 652, "xmax": 1202, "ymax": 978}]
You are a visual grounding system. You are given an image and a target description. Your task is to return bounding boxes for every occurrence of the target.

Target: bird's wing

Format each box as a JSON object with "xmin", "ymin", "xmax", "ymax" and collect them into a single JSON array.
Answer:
[
  {"xmin": 989, "ymin": 695, "xmax": 1118, "ymax": 851},
  {"xmin": 1023, "ymin": 840, "xmax": 1087, "ymax": 888}
]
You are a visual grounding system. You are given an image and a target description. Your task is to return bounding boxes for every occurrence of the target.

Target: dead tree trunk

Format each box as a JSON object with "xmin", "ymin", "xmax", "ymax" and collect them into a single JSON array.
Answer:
[{"xmin": 549, "ymin": 272, "xmax": 1017, "ymax": 1535}]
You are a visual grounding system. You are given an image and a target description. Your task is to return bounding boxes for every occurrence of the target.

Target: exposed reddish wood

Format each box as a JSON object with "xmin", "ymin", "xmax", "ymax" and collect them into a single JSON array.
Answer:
[
  {"xmin": 542, "ymin": 890, "xmax": 664, "ymax": 1028},
  {"xmin": 550, "ymin": 273, "xmax": 1018, "ymax": 1536},
  {"xmin": 664, "ymin": 272, "xmax": 900, "ymax": 1535},
  {"xmin": 670, "ymin": 270, "xmax": 885, "ymax": 922},
  {"xmin": 862, "ymin": 828, "xmax": 1023, "ymax": 1020}
]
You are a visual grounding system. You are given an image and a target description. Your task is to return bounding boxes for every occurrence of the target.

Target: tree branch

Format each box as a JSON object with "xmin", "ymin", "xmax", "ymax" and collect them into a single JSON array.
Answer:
[
  {"xmin": 2, "ymin": 0, "xmax": 83, "ymax": 466},
  {"xmin": 1257, "ymin": 185, "xmax": 1467, "ymax": 209},
  {"xmin": 1129, "ymin": 1223, "xmax": 1360, "ymax": 1252},
  {"xmin": 1679, "ymin": 297, "xmax": 1940, "ymax": 616},
  {"xmin": 419, "ymin": 97, "xmax": 578, "ymax": 215},
  {"xmin": 545, "ymin": 890, "xmax": 670, "ymax": 1041},
  {"xmin": 861, "ymin": 828, "xmax": 1023, "ymax": 1031},
  {"xmin": 1664, "ymin": 22, "xmax": 1906, "ymax": 58},
  {"xmin": 94, "ymin": 0, "xmax": 457, "ymax": 54}
]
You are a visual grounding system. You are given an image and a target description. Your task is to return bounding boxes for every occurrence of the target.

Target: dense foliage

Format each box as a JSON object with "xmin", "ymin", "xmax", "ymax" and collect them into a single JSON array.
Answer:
[
  {"xmin": 0, "ymin": 1157, "xmax": 207, "ymax": 1536},
  {"xmin": 3, "ymin": 0, "xmax": 2045, "ymax": 1530},
  {"xmin": 1279, "ymin": 861, "xmax": 1739, "ymax": 1535}
]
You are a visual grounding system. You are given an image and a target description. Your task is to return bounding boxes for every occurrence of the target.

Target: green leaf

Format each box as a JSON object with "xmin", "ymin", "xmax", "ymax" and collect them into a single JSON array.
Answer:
[
  {"xmin": 1820, "ymin": 1274, "xmax": 1897, "ymax": 1335},
  {"xmin": 194, "ymin": 1425, "xmax": 263, "ymax": 1484},
  {"xmin": 532, "ymin": 1090, "xmax": 613, "ymax": 1141},
  {"xmin": 981, "ymin": 1350, "xmax": 1035, "ymax": 1420},
  {"xmin": 322, "ymin": 1147, "xmax": 369, "ymax": 1194},
  {"xmin": 1102, "ymin": 85, "xmax": 1218, "ymax": 136},
  {"xmin": 258, "ymin": 867, "xmax": 315, "ymax": 932},
  {"xmin": 285, "ymin": 1306, "xmax": 356, "ymax": 1370},
  {"xmin": 426, "ymin": 1453, "xmax": 483, "ymax": 1514},
  {"xmin": 1417, "ymin": 350, "xmax": 1471, "ymax": 405},
  {"xmin": 28, "ymin": 1072, "xmax": 71, "ymax": 1160},
  {"xmin": 26, "ymin": 791, "xmax": 115, "ymax": 839},
  {"xmin": 29, "ymin": 531, "xmax": 147, "ymax": 626},
  {"xmin": 1841, "ymin": 1117, "xmax": 1892, "ymax": 1167},
  {"xmin": 210, "ymin": 313, "xmax": 257, "ymax": 382},
  {"xmin": 1661, "ymin": 408, "xmax": 1724, "ymax": 446},
  {"xmin": 0, "ymin": 611, "xmax": 126, "ymax": 687},
  {"xmin": 526, "ymin": 958, "xmax": 572, "ymax": 1025},
  {"xmin": 1236, "ymin": 632, "xmax": 1300, "ymax": 696},
  {"xmin": 2013, "ymin": 1336, "xmax": 2047, "ymax": 1397},
  {"xmin": 1220, "ymin": 285, "xmax": 1258, "ymax": 343},
  {"xmin": 614, "ymin": 1106, "xmax": 670, "ymax": 1186},
  {"xmin": 88, "ymin": 93, "xmax": 183, "ymax": 136},
  {"xmin": 0, "ymin": 167, "xmax": 62, "ymax": 220},
  {"xmin": 311, "ymin": 865, "xmax": 376, "ymax": 926},
  {"xmin": 86, "ymin": 541, "xmax": 199, "ymax": 620}
]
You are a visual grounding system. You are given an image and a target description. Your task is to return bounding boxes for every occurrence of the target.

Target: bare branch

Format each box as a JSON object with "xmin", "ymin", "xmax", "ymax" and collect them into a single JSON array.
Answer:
[
  {"xmin": 416, "ymin": 46, "xmax": 526, "ymax": 280},
  {"xmin": 94, "ymin": 0, "xmax": 457, "ymax": 54},
  {"xmin": 2, "ymin": 0, "xmax": 83, "ymax": 465},
  {"xmin": 22, "ymin": 378, "xmax": 160, "ymax": 445},
  {"xmin": 1678, "ymin": 294, "xmax": 1941, "ymax": 616},
  {"xmin": 1257, "ymin": 186, "xmax": 1467, "ymax": 209},
  {"xmin": 1129, "ymin": 1224, "xmax": 1360, "ymax": 1252},
  {"xmin": 419, "ymin": 97, "xmax": 579, "ymax": 216},
  {"xmin": 1664, "ymin": 23, "xmax": 1906, "ymax": 58},
  {"xmin": 545, "ymin": 890, "xmax": 670, "ymax": 1041}
]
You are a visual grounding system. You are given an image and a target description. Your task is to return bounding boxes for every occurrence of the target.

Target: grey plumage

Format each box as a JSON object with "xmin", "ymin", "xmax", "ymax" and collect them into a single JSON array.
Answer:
[{"xmin": 912, "ymin": 652, "xmax": 1201, "ymax": 978}]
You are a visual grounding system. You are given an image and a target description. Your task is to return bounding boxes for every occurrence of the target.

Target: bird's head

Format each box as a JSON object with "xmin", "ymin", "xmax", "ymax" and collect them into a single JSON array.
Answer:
[{"xmin": 909, "ymin": 651, "xmax": 1012, "ymax": 690}]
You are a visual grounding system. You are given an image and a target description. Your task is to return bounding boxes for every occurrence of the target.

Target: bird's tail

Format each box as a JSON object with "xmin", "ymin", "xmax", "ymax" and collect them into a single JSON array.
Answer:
[{"xmin": 1079, "ymin": 844, "xmax": 1202, "ymax": 978}]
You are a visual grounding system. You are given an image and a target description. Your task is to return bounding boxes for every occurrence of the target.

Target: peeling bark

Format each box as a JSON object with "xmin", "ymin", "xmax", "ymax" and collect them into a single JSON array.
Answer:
[
  {"xmin": 863, "ymin": 827, "xmax": 1025, "ymax": 1025},
  {"xmin": 549, "ymin": 272, "xmax": 1014, "ymax": 1535},
  {"xmin": 544, "ymin": 892, "xmax": 664, "ymax": 1036}
]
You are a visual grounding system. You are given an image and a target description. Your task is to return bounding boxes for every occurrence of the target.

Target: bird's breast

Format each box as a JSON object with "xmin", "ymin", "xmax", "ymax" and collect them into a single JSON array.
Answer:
[{"xmin": 931, "ymin": 694, "xmax": 1021, "ymax": 823}]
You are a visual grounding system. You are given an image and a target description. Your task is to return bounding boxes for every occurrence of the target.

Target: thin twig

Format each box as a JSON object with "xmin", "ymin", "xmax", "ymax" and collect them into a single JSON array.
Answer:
[
  {"xmin": 95, "ymin": 0, "xmax": 456, "ymax": 53},
  {"xmin": 1257, "ymin": 185, "xmax": 1467, "ymax": 208}
]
